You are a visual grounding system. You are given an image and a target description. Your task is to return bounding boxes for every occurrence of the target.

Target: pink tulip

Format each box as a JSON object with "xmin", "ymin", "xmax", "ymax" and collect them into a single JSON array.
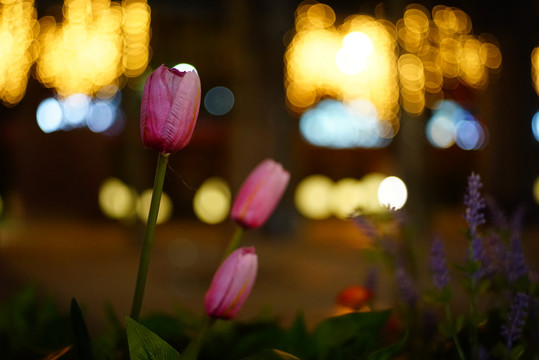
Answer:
[
  {"xmin": 230, "ymin": 159, "xmax": 290, "ymax": 229},
  {"xmin": 204, "ymin": 247, "xmax": 258, "ymax": 319},
  {"xmin": 140, "ymin": 64, "xmax": 201, "ymax": 154}
]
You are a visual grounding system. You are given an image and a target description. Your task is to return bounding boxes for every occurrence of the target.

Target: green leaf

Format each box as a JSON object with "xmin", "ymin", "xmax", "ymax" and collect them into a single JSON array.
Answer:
[
  {"xmin": 437, "ymin": 322, "xmax": 452, "ymax": 338},
  {"xmin": 509, "ymin": 344, "xmax": 525, "ymax": 360},
  {"xmin": 312, "ymin": 310, "xmax": 391, "ymax": 359},
  {"xmin": 241, "ymin": 349, "xmax": 301, "ymax": 360},
  {"xmin": 70, "ymin": 299, "xmax": 94, "ymax": 360},
  {"xmin": 455, "ymin": 315, "xmax": 465, "ymax": 333},
  {"xmin": 283, "ymin": 312, "xmax": 312, "ymax": 358},
  {"xmin": 366, "ymin": 330, "xmax": 408, "ymax": 360},
  {"xmin": 125, "ymin": 316, "xmax": 181, "ymax": 360},
  {"xmin": 477, "ymin": 278, "xmax": 492, "ymax": 294}
]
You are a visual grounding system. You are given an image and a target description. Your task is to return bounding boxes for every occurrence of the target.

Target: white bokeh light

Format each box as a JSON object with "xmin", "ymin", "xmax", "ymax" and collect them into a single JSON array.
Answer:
[
  {"xmin": 36, "ymin": 98, "xmax": 63, "ymax": 133},
  {"xmin": 173, "ymin": 63, "xmax": 197, "ymax": 73},
  {"xmin": 377, "ymin": 176, "xmax": 407, "ymax": 210}
]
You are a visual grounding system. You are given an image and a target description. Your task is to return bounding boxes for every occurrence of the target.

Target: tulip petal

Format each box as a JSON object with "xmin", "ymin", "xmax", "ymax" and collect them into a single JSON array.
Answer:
[
  {"xmin": 204, "ymin": 247, "xmax": 258, "ymax": 319},
  {"xmin": 165, "ymin": 70, "xmax": 201, "ymax": 150},
  {"xmin": 140, "ymin": 64, "xmax": 201, "ymax": 153},
  {"xmin": 231, "ymin": 159, "xmax": 290, "ymax": 228}
]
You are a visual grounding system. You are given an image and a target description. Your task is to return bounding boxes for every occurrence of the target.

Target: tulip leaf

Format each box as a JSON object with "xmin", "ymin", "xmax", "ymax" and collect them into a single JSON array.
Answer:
[
  {"xmin": 312, "ymin": 310, "xmax": 391, "ymax": 360},
  {"xmin": 241, "ymin": 348, "xmax": 301, "ymax": 360},
  {"xmin": 366, "ymin": 330, "xmax": 408, "ymax": 360},
  {"xmin": 70, "ymin": 298, "xmax": 94, "ymax": 360},
  {"xmin": 125, "ymin": 316, "xmax": 181, "ymax": 360}
]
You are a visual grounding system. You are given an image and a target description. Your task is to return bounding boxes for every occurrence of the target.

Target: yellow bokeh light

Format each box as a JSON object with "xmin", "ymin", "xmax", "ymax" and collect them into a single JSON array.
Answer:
[
  {"xmin": 336, "ymin": 31, "xmax": 373, "ymax": 75},
  {"xmin": 330, "ymin": 178, "xmax": 362, "ymax": 219},
  {"xmin": 35, "ymin": 0, "xmax": 150, "ymax": 97},
  {"xmin": 356, "ymin": 172, "xmax": 386, "ymax": 213},
  {"xmin": 137, "ymin": 189, "xmax": 172, "ymax": 224},
  {"xmin": 294, "ymin": 175, "xmax": 334, "ymax": 219},
  {"xmin": 285, "ymin": 3, "xmax": 400, "ymax": 133},
  {"xmin": 193, "ymin": 177, "xmax": 231, "ymax": 224},
  {"xmin": 98, "ymin": 177, "xmax": 137, "ymax": 220},
  {"xmin": 285, "ymin": 2, "xmax": 501, "ymax": 129},
  {"xmin": 0, "ymin": 0, "xmax": 38, "ymax": 106},
  {"xmin": 532, "ymin": 47, "xmax": 539, "ymax": 97},
  {"xmin": 533, "ymin": 176, "xmax": 539, "ymax": 205}
]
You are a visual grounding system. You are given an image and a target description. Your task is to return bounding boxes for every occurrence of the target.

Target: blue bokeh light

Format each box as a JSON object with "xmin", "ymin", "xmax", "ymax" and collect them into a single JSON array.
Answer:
[
  {"xmin": 87, "ymin": 101, "xmax": 116, "ymax": 133},
  {"xmin": 532, "ymin": 111, "xmax": 539, "ymax": 142},
  {"xmin": 299, "ymin": 99, "xmax": 390, "ymax": 149},
  {"xmin": 61, "ymin": 93, "xmax": 91, "ymax": 128},
  {"xmin": 36, "ymin": 98, "xmax": 63, "ymax": 133},
  {"xmin": 204, "ymin": 86, "xmax": 234, "ymax": 116},
  {"xmin": 426, "ymin": 100, "xmax": 487, "ymax": 150}
]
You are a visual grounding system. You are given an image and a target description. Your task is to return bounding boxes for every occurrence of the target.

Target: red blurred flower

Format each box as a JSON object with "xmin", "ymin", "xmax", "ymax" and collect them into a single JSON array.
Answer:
[
  {"xmin": 204, "ymin": 247, "xmax": 258, "ymax": 320},
  {"xmin": 230, "ymin": 159, "xmax": 290, "ymax": 229},
  {"xmin": 336, "ymin": 285, "xmax": 373, "ymax": 310},
  {"xmin": 140, "ymin": 64, "xmax": 201, "ymax": 154}
]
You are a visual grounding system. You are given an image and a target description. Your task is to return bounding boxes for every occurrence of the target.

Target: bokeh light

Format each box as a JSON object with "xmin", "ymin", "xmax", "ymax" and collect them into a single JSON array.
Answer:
[
  {"xmin": 299, "ymin": 99, "xmax": 390, "ymax": 149},
  {"xmin": 357, "ymin": 172, "xmax": 386, "ymax": 213},
  {"xmin": 426, "ymin": 100, "xmax": 487, "ymax": 150},
  {"xmin": 426, "ymin": 113, "xmax": 456, "ymax": 148},
  {"xmin": 137, "ymin": 189, "xmax": 173, "ymax": 224},
  {"xmin": 173, "ymin": 63, "xmax": 197, "ymax": 73},
  {"xmin": 329, "ymin": 178, "xmax": 363, "ymax": 219},
  {"xmin": 532, "ymin": 111, "xmax": 539, "ymax": 142},
  {"xmin": 98, "ymin": 178, "xmax": 137, "ymax": 220},
  {"xmin": 36, "ymin": 0, "xmax": 150, "ymax": 97},
  {"xmin": 336, "ymin": 31, "xmax": 373, "ymax": 75},
  {"xmin": 285, "ymin": 3, "xmax": 400, "ymax": 132},
  {"xmin": 0, "ymin": 0, "xmax": 38, "ymax": 106},
  {"xmin": 204, "ymin": 86, "xmax": 234, "ymax": 116},
  {"xmin": 532, "ymin": 47, "xmax": 539, "ymax": 97},
  {"xmin": 377, "ymin": 176, "xmax": 407, "ymax": 210},
  {"xmin": 62, "ymin": 93, "xmax": 91, "ymax": 127},
  {"xmin": 36, "ymin": 98, "xmax": 63, "ymax": 133},
  {"xmin": 295, "ymin": 173, "xmax": 389, "ymax": 219},
  {"xmin": 193, "ymin": 177, "xmax": 231, "ymax": 224},
  {"xmin": 87, "ymin": 101, "xmax": 116, "ymax": 133},
  {"xmin": 295, "ymin": 175, "xmax": 334, "ymax": 219},
  {"xmin": 533, "ymin": 176, "xmax": 539, "ymax": 206},
  {"xmin": 36, "ymin": 94, "xmax": 122, "ymax": 134},
  {"xmin": 285, "ymin": 2, "xmax": 501, "ymax": 142}
]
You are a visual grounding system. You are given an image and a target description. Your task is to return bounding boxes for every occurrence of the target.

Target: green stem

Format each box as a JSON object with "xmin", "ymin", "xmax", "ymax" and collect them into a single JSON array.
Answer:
[
  {"xmin": 130, "ymin": 152, "xmax": 169, "ymax": 321},
  {"xmin": 181, "ymin": 316, "xmax": 214, "ymax": 360},
  {"xmin": 222, "ymin": 225, "xmax": 244, "ymax": 260},
  {"xmin": 469, "ymin": 283, "xmax": 479, "ymax": 360},
  {"xmin": 444, "ymin": 302, "xmax": 466, "ymax": 360}
]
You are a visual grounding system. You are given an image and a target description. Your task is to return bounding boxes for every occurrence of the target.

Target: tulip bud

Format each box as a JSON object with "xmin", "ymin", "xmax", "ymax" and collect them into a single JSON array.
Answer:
[
  {"xmin": 140, "ymin": 64, "xmax": 201, "ymax": 154},
  {"xmin": 204, "ymin": 247, "xmax": 258, "ymax": 319},
  {"xmin": 230, "ymin": 159, "xmax": 290, "ymax": 229}
]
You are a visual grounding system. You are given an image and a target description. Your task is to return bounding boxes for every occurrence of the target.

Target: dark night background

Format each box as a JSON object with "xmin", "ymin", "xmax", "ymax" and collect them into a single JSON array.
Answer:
[{"xmin": 0, "ymin": 0, "xmax": 538, "ymax": 330}]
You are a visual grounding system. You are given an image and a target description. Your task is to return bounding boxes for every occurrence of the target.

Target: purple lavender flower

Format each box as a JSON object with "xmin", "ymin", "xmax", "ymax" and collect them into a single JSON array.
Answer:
[
  {"xmin": 349, "ymin": 214, "xmax": 378, "ymax": 239},
  {"xmin": 501, "ymin": 292, "xmax": 529, "ymax": 351},
  {"xmin": 478, "ymin": 345, "xmax": 490, "ymax": 360},
  {"xmin": 364, "ymin": 266, "xmax": 378, "ymax": 294},
  {"xmin": 464, "ymin": 173, "xmax": 487, "ymax": 278},
  {"xmin": 463, "ymin": 172, "xmax": 485, "ymax": 239},
  {"xmin": 430, "ymin": 236, "xmax": 450, "ymax": 289},
  {"xmin": 482, "ymin": 233, "xmax": 508, "ymax": 277},
  {"xmin": 395, "ymin": 267, "xmax": 418, "ymax": 307},
  {"xmin": 485, "ymin": 196, "xmax": 509, "ymax": 231},
  {"xmin": 507, "ymin": 235, "xmax": 528, "ymax": 284}
]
